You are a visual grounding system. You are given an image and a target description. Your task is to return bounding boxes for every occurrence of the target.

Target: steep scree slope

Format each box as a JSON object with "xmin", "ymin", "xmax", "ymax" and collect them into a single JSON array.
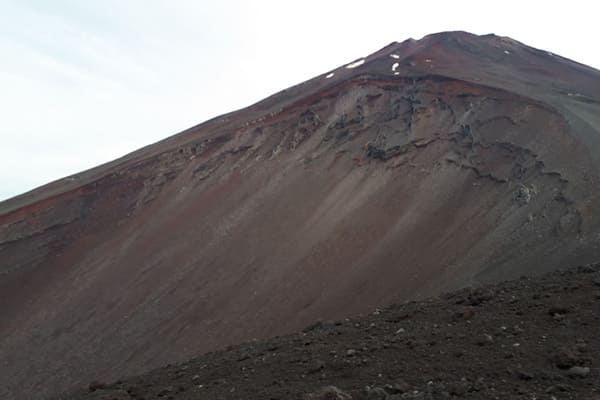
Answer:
[{"xmin": 1, "ymin": 31, "xmax": 600, "ymax": 399}]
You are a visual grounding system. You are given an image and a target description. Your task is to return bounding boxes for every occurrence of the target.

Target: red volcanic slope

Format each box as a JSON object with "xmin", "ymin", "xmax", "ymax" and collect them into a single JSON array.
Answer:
[{"xmin": 1, "ymin": 31, "xmax": 600, "ymax": 399}]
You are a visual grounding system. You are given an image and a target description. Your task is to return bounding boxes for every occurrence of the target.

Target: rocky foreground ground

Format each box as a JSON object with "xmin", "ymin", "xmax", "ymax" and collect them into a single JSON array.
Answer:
[{"xmin": 55, "ymin": 263, "xmax": 600, "ymax": 400}]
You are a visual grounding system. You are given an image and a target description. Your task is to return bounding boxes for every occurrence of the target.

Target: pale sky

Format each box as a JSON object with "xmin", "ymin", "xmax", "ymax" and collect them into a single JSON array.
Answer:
[{"xmin": 0, "ymin": 0, "xmax": 598, "ymax": 201}]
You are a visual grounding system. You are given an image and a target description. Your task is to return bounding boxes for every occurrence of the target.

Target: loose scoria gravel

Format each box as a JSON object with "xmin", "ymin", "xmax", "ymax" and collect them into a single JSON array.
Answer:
[{"xmin": 57, "ymin": 264, "xmax": 600, "ymax": 400}]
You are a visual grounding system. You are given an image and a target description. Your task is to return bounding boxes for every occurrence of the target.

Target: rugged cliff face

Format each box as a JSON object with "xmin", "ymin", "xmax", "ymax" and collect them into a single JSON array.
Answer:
[{"xmin": 1, "ymin": 31, "xmax": 599, "ymax": 399}]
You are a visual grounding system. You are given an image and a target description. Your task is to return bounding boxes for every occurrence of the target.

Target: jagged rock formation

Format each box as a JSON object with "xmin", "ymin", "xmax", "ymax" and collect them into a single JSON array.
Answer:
[{"xmin": 1, "ymin": 31, "xmax": 599, "ymax": 399}]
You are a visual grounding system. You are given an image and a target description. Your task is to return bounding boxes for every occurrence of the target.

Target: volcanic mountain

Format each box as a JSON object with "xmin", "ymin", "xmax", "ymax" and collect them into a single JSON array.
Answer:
[{"xmin": 1, "ymin": 31, "xmax": 599, "ymax": 399}]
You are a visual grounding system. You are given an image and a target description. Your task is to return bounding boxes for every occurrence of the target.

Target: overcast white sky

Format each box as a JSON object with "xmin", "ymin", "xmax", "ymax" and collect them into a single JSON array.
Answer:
[{"xmin": 0, "ymin": 0, "xmax": 598, "ymax": 201}]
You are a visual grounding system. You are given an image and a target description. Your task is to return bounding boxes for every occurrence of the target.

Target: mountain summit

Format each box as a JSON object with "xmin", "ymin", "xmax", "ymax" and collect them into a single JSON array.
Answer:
[{"xmin": 1, "ymin": 31, "xmax": 599, "ymax": 399}]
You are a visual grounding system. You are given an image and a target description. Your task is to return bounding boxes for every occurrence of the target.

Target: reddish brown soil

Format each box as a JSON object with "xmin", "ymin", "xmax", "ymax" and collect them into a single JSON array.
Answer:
[
  {"xmin": 1, "ymin": 32, "xmax": 600, "ymax": 400},
  {"xmin": 58, "ymin": 263, "xmax": 600, "ymax": 400}
]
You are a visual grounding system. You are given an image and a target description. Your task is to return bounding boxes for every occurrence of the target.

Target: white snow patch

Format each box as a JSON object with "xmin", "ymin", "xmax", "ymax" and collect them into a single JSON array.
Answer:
[
  {"xmin": 390, "ymin": 54, "xmax": 400, "ymax": 59},
  {"xmin": 325, "ymin": 72, "xmax": 335, "ymax": 79},
  {"xmin": 394, "ymin": 72, "xmax": 400, "ymax": 76},
  {"xmin": 392, "ymin": 62, "xmax": 399, "ymax": 72},
  {"xmin": 504, "ymin": 50, "xmax": 511, "ymax": 55},
  {"xmin": 345, "ymin": 59, "xmax": 365, "ymax": 69},
  {"xmin": 425, "ymin": 59, "xmax": 432, "ymax": 63}
]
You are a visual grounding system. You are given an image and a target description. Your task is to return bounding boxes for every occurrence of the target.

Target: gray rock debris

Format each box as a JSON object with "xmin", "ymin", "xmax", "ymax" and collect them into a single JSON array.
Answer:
[{"xmin": 304, "ymin": 386, "xmax": 352, "ymax": 400}]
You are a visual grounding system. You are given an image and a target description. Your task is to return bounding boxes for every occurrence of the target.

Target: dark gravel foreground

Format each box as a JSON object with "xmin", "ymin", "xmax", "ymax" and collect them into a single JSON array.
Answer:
[{"xmin": 56, "ymin": 264, "xmax": 600, "ymax": 400}]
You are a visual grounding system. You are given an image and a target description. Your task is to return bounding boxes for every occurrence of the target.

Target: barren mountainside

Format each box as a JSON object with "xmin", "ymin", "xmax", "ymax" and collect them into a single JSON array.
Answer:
[
  {"xmin": 1, "ymin": 31, "xmax": 600, "ymax": 399},
  {"xmin": 59, "ymin": 263, "xmax": 600, "ymax": 400}
]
